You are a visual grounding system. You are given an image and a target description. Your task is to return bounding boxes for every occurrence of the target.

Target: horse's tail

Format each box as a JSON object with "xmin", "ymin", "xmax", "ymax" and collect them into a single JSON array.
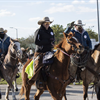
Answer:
[{"xmin": 19, "ymin": 59, "xmax": 33, "ymax": 97}]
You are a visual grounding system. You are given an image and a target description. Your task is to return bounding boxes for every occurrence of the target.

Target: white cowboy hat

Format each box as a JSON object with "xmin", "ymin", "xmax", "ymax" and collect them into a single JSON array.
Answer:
[
  {"xmin": 74, "ymin": 20, "xmax": 85, "ymax": 26},
  {"xmin": 0, "ymin": 28, "xmax": 7, "ymax": 33},
  {"xmin": 38, "ymin": 17, "xmax": 53, "ymax": 25}
]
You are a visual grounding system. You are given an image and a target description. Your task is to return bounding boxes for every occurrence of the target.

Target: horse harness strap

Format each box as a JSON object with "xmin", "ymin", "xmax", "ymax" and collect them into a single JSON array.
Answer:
[
  {"xmin": 85, "ymin": 65, "xmax": 100, "ymax": 80},
  {"xmin": 10, "ymin": 55, "xmax": 17, "ymax": 60},
  {"xmin": 57, "ymin": 48, "xmax": 70, "ymax": 57},
  {"xmin": 46, "ymin": 72, "xmax": 74, "ymax": 97}
]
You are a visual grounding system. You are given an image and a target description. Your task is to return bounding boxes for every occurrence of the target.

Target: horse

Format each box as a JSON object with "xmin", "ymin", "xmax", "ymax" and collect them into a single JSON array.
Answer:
[
  {"xmin": 0, "ymin": 39, "xmax": 22, "ymax": 100},
  {"xmin": 19, "ymin": 32, "xmax": 84, "ymax": 100},
  {"xmin": 13, "ymin": 47, "xmax": 29, "ymax": 92},
  {"xmin": 66, "ymin": 43, "xmax": 100, "ymax": 100}
]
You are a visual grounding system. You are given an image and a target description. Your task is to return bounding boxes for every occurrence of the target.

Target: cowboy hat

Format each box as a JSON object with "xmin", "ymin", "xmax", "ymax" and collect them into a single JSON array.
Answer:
[
  {"xmin": 74, "ymin": 20, "xmax": 85, "ymax": 26},
  {"xmin": 0, "ymin": 28, "xmax": 7, "ymax": 33},
  {"xmin": 38, "ymin": 17, "xmax": 53, "ymax": 25}
]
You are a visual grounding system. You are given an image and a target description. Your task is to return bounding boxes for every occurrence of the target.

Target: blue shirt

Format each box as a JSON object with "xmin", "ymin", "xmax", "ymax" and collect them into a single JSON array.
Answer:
[
  {"xmin": 71, "ymin": 29, "xmax": 92, "ymax": 49},
  {"xmin": 0, "ymin": 34, "xmax": 10, "ymax": 57}
]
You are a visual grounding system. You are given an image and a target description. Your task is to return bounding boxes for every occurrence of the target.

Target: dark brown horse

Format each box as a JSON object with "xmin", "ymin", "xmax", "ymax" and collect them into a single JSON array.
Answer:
[
  {"xmin": 19, "ymin": 32, "xmax": 84, "ymax": 100},
  {"xmin": 0, "ymin": 39, "xmax": 22, "ymax": 100},
  {"xmin": 68, "ymin": 43, "xmax": 100, "ymax": 100}
]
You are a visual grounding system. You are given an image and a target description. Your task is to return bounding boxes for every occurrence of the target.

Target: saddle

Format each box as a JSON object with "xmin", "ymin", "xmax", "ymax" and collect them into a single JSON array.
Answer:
[{"xmin": 36, "ymin": 51, "xmax": 54, "ymax": 90}]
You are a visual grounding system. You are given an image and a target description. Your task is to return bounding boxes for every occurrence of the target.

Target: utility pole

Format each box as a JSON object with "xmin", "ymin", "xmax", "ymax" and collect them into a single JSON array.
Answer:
[
  {"xmin": 97, "ymin": 0, "xmax": 100, "ymax": 42},
  {"xmin": 10, "ymin": 27, "xmax": 18, "ymax": 39}
]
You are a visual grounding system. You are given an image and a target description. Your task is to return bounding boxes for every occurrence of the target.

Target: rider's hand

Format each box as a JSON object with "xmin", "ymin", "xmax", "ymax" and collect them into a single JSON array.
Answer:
[{"xmin": 70, "ymin": 21, "xmax": 75, "ymax": 28}]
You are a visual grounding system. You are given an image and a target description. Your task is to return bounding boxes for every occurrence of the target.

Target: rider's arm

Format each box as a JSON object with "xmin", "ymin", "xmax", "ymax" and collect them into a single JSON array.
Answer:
[
  {"xmin": 64, "ymin": 21, "xmax": 75, "ymax": 34},
  {"xmin": 34, "ymin": 29, "xmax": 51, "ymax": 46}
]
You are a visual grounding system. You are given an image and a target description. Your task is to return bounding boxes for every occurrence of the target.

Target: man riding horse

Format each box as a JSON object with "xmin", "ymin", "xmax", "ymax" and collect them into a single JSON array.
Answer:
[
  {"xmin": 65, "ymin": 20, "xmax": 92, "ymax": 49},
  {"xmin": 28, "ymin": 17, "xmax": 55, "ymax": 90},
  {"xmin": 0, "ymin": 28, "xmax": 11, "ymax": 65},
  {"xmin": 64, "ymin": 20, "xmax": 92, "ymax": 81},
  {"xmin": 0, "ymin": 27, "xmax": 20, "ymax": 78}
]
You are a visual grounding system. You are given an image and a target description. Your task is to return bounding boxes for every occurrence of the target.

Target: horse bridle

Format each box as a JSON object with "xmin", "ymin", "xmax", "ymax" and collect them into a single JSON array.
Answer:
[
  {"xmin": 56, "ymin": 36, "xmax": 81, "ymax": 57},
  {"xmin": 10, "ymin": 42, "xmax": 22, "ymax": 60},
  {"xmin": 66, "ymin": 36, "xmax": 80, "ymax": 53}
]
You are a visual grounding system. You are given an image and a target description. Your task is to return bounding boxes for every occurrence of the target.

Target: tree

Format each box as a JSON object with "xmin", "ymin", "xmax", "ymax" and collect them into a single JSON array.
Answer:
[
  {"xmin": 18, "ymin": 35, "xmax": 35, "ymax": 50},
  {"xmin": 85, "ymin": 28, "xmax": 98, "ymax": 41},
  {"xmin": 51, "ymin": 24, "xmax": 65, "ymax": 44}
]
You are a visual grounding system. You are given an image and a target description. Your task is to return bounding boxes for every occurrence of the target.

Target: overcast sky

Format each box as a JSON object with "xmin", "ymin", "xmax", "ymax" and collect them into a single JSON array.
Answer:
[{"xmin": 0, "ymin": 0, "xmax": 100, "ymax": 39}]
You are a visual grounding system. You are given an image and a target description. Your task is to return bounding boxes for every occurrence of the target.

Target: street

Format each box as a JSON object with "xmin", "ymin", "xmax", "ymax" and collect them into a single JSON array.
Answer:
[{"xmin": 0, "ymin": 85, "xmax": 97, "ymax": 100}]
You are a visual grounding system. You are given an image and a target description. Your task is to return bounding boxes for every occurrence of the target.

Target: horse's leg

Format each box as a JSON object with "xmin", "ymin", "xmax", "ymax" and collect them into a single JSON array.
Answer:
[
  {"xmin": 24, "ymin": 84, "xmax": 32, "ymax": 100},
  {"xmin": 83, "ymin": 81, "xmax": 89, "ymax": 100},
  {"xmin": 0, "ymin": 91, "xmax": 1, "ymax": 99},
  {"xmin": 63, "ymin": 90, "xmax": 67, "ymax": 100},
  {"xmin": 34, "ymin": 89, "xmax": 44, "ymax": 100},
  {"xmin": 5, "ymin": 84, "xmax": 10, "ymax": 100},
  {"xmin": 95, "ymin": 85, "xmax": 100, "ymax": 100},
  {"xmin": 6, "ymin": 81, "xmax": 16, "ymax": 100},
  {"xmin": 14, "ymin": 78, "xmax": 18, "ymax": 91},
  {"xmin": 11, "ymin": 86, "xmax": 16, "ymax": 100}
]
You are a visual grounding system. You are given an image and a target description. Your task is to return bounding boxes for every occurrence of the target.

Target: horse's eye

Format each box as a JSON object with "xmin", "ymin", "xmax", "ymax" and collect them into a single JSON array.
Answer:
[
  {"xmin": 13, "ymin": 45, "xmax": 17, "ymax": 49},
  {"xmin": 70, "ymin": 38, "xmax": 73, "ymax": 41}
]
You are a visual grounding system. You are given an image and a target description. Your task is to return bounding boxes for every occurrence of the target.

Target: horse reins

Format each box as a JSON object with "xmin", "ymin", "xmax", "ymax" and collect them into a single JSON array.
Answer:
[{"xmin": 57, "ymin": 48, "xmax": 70, "ymax": 57}]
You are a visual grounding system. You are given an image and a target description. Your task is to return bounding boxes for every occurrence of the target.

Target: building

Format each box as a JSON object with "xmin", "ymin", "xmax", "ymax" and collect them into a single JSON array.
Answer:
[{"xmin": 91, "ymin": 39, "xmax": 99, "ymax": 49}]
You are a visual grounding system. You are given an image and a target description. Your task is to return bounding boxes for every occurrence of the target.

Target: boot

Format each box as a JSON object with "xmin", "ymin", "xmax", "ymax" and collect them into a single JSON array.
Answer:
[{"xmin": 36, "ymin": 80, "xmax": 44, "ymax": 90}]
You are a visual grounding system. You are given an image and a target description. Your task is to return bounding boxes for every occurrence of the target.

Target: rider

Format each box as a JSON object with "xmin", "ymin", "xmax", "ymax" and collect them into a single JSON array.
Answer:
[
  {"xmin": 0, "ymin": 28, "xmax": 20, "ymax": 78},
  {"xmin": 0, "ymin": 28, "xmax": 10, "ymax": 62},
  {"xmin": 28, "ymin": 17, "xmax": 55, "ymax": 89},
  {"xmin": 64, "ymin": 20, "xmax": 92, "ymax": 49},
  {"xmin": 64, "ymin": 20, "xmax": 92, "ymax": 81}
]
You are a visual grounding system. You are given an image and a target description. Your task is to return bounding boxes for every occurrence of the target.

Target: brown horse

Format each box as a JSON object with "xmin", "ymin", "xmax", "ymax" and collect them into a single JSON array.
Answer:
[
  {"xmin": 68, "ymin": 43, "xmax": 100, "ymax": 100},
  {"xmin": 19, "ymin": 32, "xmax": 84, "ymax": 100},
  {"xmin": 0, "ymin": 39, "xmax": 22, "ymax": 100},
  {"xmin": 13, "ymin": 47, "xmax": 29, "ymax": 92}
]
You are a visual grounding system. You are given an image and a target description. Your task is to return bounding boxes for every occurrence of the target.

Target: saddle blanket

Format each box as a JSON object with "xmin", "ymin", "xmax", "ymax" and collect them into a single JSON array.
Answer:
[{"xmin": 25, "ymin": 60, "xmax": 34, "ymax": 79}]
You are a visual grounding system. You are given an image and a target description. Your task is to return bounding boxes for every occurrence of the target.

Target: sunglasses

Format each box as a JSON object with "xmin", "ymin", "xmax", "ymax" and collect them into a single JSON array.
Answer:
[{"xmin": 44, "ymin": 22, "xmax": 50, "ymax": 25}]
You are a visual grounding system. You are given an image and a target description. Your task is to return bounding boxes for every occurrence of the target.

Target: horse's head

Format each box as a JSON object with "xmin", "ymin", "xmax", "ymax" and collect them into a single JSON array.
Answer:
[
  {"xmin": 18, "ymin": 47, "xmax": 29, "ymax": 63},
  {"xmin": 9, "ymin": 39, "xmax": 22, "ymax": 59},
  {"xmin": 63, "ymin": 32, "xmax": 84, "ymax": 54}
]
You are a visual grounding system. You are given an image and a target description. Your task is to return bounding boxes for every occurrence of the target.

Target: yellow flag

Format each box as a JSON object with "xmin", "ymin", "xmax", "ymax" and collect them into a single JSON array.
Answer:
[{"xmin": 25, "ymin": 60, "xmax": 34, "ymax": 79}]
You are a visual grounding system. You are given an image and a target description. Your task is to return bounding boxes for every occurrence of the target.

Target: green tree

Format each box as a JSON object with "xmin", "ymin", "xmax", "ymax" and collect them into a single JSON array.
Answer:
[
  {"xmin": 51, "ymin": 24, "xmax": 65, "ymax": 44},
  {"xmin": 85, "ymin": 28, "xmax": 98, "ymax": 41},
  {"xmin": 18, "ymin": 35, "xmax": 35, "ymax": 50}
]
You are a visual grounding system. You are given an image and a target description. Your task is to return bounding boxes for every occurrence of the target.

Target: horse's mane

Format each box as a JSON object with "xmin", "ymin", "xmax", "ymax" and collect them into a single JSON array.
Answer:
[
  {"xmin": 93, "ymin": 43, "xmax": 100, "ymax": 52},
  {"xmin": 10, "ymin": 38, "xmax": 19, "ymax": 42},
  {"xmin": 54, "ymin": 38, "xmax": 65, "ymax": 49}
]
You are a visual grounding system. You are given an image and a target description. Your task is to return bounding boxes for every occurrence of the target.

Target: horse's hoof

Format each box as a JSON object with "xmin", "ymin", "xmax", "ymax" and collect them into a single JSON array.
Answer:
[
  {"xmin": 15, "ymin": 88, "xmax": 18, "ymax": 91},
  {"xmin": 13, "ymin": 98, "xmax": 17, "ymax": 100},
  {"xmin": 0, "ymin": 93, "xmax": 1, "ymax": 99},
  {"xmin": 5, "ymin": 98, "xmax": 9, "ymax": 100}
]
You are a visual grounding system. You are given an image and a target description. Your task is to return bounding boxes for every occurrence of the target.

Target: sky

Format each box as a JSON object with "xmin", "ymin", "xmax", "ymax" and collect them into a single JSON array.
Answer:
[{"xmin": 0, "ymin": 0, "xmax": 100, "ymax": 39}]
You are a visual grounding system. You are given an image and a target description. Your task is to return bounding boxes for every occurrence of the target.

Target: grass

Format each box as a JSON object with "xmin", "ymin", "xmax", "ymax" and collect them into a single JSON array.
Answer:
[
  {"xmin": 0, "ymin": 73, "xmax": 94, "ymax": 85},
  {"xmin": 0, "ymin": 73, "xmax": 22, "ymax": 85}
]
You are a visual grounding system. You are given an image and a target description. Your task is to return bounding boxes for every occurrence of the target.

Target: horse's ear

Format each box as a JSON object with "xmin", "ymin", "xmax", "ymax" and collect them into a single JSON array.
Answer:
[
  {"xmin": 10, "ymin": 39, "xmax": 13, "ymax": 43},
  {"xmin": 21, "ymin": 47, "xmax": 25, "ymax": 51},
  {"xmin": 63, "ymin": 32, "xmax": 68, "ymax": 38},
  {"xmin": 10, "ymin": 38, "xmax": 19, "ymax": 42}
]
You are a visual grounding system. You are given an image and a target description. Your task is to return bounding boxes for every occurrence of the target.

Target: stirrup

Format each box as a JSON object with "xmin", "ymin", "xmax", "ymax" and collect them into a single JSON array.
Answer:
[
  {"xmin": 16, "ymin": 73, "xmax": 20, "ymax": 78},
  {"xmin": 36, "ymin": 81, "xmax": 44, "ymax": 90}
]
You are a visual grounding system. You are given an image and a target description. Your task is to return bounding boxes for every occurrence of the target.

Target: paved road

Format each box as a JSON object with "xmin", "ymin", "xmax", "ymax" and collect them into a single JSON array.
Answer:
[{"xmin": 0, "ymin": 85, "xmax": 97, "ymax": 100}]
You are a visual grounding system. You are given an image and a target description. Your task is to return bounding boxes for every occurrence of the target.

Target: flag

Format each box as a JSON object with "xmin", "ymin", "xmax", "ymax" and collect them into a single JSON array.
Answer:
[{"xmin": 25, "ymin": 60, "xmax": 34, "ymax": 79}]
